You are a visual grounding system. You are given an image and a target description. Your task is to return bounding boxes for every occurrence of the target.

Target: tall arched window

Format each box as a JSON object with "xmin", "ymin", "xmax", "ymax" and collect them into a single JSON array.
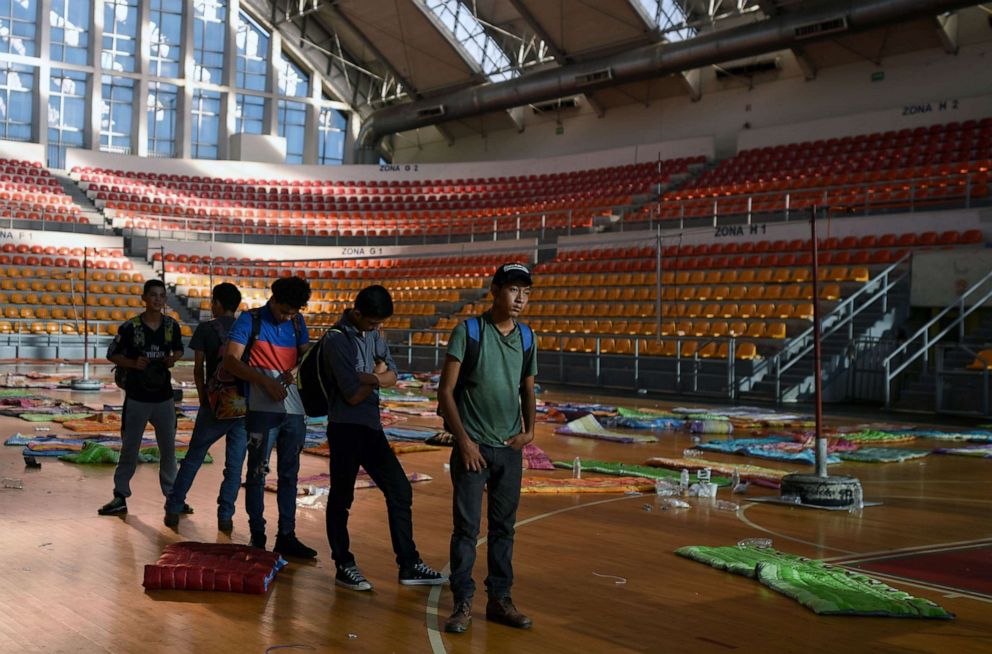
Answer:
[
  {"xmin": 150, "ymin": 0, "xmax": 183, "ymax": 78},
  {"xmin": 102, "ymin": 0, "xmax": 139, "ymax": 72},
  {"xmin": 50, "ymin": 0, "xmax": 90, "ymax": 65},
  {"xmin": 147, "ymin": 81, "xmax": 177, "ymax": 157},
  {"xmin": 193, "ymin": 0, "xmax": 226, "ymax": 84},
  {"xmin": 236, "ymin": 12, "xmax": 269, "ymax": 91}
]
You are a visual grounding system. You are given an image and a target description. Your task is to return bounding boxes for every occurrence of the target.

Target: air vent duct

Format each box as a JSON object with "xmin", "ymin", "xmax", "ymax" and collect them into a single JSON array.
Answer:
[
  {"xmin": 532, "ymin": 97, "xmax": 583, "ymax": 114},
  {"xmin": 574, "ymin": 68, "xmax": 613, "ymax": 88},
  {"xmin": 416, "ymin": 105, "xmax": 446, "ymax": 119},
  {"xmin": 794, "ymin": 16, "xmax": 848, "ymax": 39}
]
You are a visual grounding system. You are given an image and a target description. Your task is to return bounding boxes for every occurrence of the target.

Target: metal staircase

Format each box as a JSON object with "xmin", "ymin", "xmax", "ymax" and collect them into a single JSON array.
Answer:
[
  {"xmin": 883, "ymin": 268, "xmax": 992, "ymax": 412},
  {"xmin": 738, "ymin": 254, "xmax": 912, "ymax": 403}
]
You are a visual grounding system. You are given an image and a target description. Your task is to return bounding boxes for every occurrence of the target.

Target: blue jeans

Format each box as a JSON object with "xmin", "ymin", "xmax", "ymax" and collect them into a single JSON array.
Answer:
[
  {"xmin": 165, "ymin": 406, "xmax": 247, "ymax": 520},
  {"xmin": 449, "ymin": 444, "xmax": 522, "ymax": 602},
  {"xmin": 243, "ymin": 411, "xmax": 306, "ymax": 537}
]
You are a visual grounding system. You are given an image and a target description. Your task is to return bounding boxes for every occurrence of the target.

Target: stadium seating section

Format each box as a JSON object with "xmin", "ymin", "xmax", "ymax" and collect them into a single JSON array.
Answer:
[
  {"xmin": 74, "ymin": 158, "xmax": 703, "ymax": 237},
  {"xmin": 645, "ymin": 118, "xmax": 991, "ymax": 221},
  {"xmin": 0, "ymin": 158, "xmax": 84, "ymax": 224}
]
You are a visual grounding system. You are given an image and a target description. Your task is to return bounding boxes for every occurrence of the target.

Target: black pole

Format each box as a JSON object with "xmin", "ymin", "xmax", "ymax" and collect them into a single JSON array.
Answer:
[{"xmin": 809, "ymin": 206, "xmax": 827, "ymax": 477}]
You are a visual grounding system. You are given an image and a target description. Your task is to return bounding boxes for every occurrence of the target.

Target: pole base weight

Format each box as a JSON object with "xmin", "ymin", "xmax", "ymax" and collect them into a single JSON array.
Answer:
[
  {"xmin": 70, "ymin": 379, "xmax": 102, "ymax": 392},
  {"xmin": 780, "ymin": 473, "xmax": 863, "ymax": 509}
]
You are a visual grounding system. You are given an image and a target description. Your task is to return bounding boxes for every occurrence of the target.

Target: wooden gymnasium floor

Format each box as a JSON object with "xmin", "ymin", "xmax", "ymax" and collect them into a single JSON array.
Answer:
[{"xmin": 1, "ymin": 362, "xmax": 990, "ymax": 654}]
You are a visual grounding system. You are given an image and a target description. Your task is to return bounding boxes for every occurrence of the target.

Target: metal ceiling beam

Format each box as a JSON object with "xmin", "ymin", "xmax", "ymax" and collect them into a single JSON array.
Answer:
[
  {"xmin": 505, "ymin": 0, "xmax": 606, "ymax": 117},
  {"xmin": 357, "ymin": 0, "xmax": 981, "ymax": 160},
  {"xmin": 321, "ymin": 3, "xmax": 423, "ymax": 98}
]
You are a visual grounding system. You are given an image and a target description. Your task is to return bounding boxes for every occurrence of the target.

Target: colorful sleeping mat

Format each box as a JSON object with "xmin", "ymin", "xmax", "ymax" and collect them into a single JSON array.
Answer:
[
  {"xmin": 519, "ymin": 475, "xmax": 655, "ymax": 494},
  {"xmin": 551, "ymin": 458, "xmax": 731, "ymax": 486},
  {"xmin": 933, "ymin": 444, "xmax": 992, "ymax": 458},
  {"xmin": 143, "ymin": 542, "xmax": 286, "ymax": 594},
  {"xmin": 303, "ymin": 441, "xmax": 442, "ymax": 457},
  {"xmin": 555, "ymin": 414, "xmax": 658, "ymax": 443},
  {"xmin": 644, "ymin": 456, "xmax": 789, "ymax": 486},
  {"xmin": 676, "ymin": 545, "xmax": 953, "ymax": 619},
  {"xmin": 266, "ymin": 470, "xmax": 432, "ymax": 494}
]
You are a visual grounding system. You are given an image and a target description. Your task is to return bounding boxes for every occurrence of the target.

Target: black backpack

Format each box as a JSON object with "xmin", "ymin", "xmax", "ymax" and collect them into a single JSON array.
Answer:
[
  {"xmin": 296, "ymin": 327, "xmax": 343, "ymax": 418},
  {"xmin": 439, "ymin": 316, "xmax": 535, "ymax": 430}
]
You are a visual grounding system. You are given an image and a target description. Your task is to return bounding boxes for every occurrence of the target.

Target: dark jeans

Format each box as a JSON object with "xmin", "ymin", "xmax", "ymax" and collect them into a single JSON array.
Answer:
[
  {"xmin": 449, "ymin": 443, "xmax": 522, "ymax": 602},
  {"xmin": 326, "ymin": 423, "xmax": 419, "ymax": 569},
  {"xmin": 243, "ymin": 411, "xmax": 306, "ymax": 537},
  {"xmin": 165, "ymin": 406, "xmax": 247, "ymax": 520}
]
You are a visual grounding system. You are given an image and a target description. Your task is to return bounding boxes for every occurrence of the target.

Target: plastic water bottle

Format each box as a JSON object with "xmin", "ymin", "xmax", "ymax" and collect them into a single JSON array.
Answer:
[
  {"xmin": 572, "ymin": 456, "xmax": 582, "ymax": 479},
  {"xmin": 679, "ymin": 468, "xmax": 690, "ymax": 491},
  {"xmin": 737, "ymin": 538, "xmax": 773, "ymax": 549}
]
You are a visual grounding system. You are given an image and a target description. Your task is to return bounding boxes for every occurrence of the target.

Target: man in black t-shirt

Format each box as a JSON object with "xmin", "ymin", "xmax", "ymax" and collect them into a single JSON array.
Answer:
[
  {"xmin": 165, "ymin": 283, "xmax": 247, "ymax": 532},
  {"xmin": 98, "ymin": 279, "xmax": 184, "ymax": 516}
]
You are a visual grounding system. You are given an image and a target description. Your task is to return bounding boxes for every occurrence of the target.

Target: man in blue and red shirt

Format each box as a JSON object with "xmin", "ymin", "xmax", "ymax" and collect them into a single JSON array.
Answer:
[{"xmin": 224, "ymin": 276, "xmax": 316, "ymax": 559}]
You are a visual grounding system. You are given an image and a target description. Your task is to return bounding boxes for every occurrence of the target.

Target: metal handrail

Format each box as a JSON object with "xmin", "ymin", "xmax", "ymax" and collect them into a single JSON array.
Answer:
[
  {"xmin": 739, "ymin": 252, "xmax": 911, "ymax": 400},
  {"xmin": 883, "ymin": 267, "xmax": 992, "ymax": 407}
]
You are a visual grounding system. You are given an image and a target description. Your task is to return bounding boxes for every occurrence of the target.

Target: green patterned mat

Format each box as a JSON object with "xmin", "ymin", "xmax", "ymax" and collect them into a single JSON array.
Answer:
[
  {"xmin": 19, "ymin": 412, "xmax": 96, "ymax": 422},
  {"xmin": 553, "ymin": 459, "xmax": 731, "ymax": 486},
  {"xmin": 838, "ymin": 448, "xmax": 930, "ymax": 463},
  {"xmin": 59, "ymin": 441, "xmax": 211, "ymax": 465},
  {"xmin": 676, "ymin": 545, "xmax": 953, "ymax": 619}
]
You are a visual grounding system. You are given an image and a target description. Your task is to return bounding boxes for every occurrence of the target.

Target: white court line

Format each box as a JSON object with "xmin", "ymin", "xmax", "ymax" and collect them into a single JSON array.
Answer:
[
  {"xmin": 822, "ymin": 537, "xmax": 992, "ymax": 564},
  {"xmin": 735, "ymin": 502, "xmax": 856, "ymax": 555},
  {"xmin": 425, "ymin": 494, "xmax": 643, "ymax": 654}
]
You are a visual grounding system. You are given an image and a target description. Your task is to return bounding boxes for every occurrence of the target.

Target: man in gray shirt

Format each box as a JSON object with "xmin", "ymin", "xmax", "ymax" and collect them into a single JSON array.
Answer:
[{"xmin": 322, "ymin": 284, "xmax": 445, "ymax": 592}]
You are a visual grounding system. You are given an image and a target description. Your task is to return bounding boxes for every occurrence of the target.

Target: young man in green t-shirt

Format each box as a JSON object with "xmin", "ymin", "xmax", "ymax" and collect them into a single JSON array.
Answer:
[{"xmin": 437, "ymin": 262, "xmax": 537, "ymax": 634}]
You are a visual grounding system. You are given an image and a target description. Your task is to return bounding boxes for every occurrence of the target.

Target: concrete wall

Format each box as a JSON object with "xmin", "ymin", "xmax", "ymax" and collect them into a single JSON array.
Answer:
[
  {"xmin": 229, "ymin": 134, "xmax": 287, "ymax": 164},
  {"xmin": 0, "ymin": 228, "xmax": 124, "ymax": 250},
  {"xmin": 146, "ymin": 237, "xmax": 539, "ymax": 263},
  {"xmin": 911, "ymin": 249, "xmax": 992, "ymax": 307},
  {"xmin": 65, "ymin": 135, "xmax": 712, "ymax": 184}
]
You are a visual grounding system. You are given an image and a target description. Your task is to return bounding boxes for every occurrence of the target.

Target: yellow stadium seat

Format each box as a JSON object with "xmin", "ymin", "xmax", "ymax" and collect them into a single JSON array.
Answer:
[
  {"xmin": 819, "ymin": 284, "xmax": 841, "ymax": 301},
  {"xmin": 793, "ymin": 303, "xmax": 814, "ymax": 320},
  {"xmin": 738, "ymin": 303, "xmax": 756, "ymax": 319},
  {"xmin": 849, "ymin": 267, "xmax": 870, "ymax": 282},
  {"xmin": 766, "ymin": 322, "xmax": 787, "ymax": 339},
  {"xmin": 753, "ymin": 269, "xmax": 774, "ymax": 284},
  {"xmin": 763, "ymin": 285, "xmax": 783, "ymax": 301},
  {"xmin": 745, "ymin": 286, "xmax": 764, "ymax": 300},
  {"xmin": 746, "ymin": 322, "xmax": 766, "ymax": 338},
  {"xmin": 680, "ymin": 340, "xmax": 698, "ymax": 358},
  {"xmin": 756, "ymin": 303, "xmax": 776, "ymax": 318},
  {"xmin": 736, "ymin": 342, "xmax": 759, "ymax": 360},
  {"xmin": 698, "ymin": 342, "xmax": 718, "ymax": 358},
  {"xmin": 966, "ymin": 350, "xmax": 992, "ymax": 370},
  {"xmin": 711, "ymin": 286, "xmax": 730, "ymax": 301}
]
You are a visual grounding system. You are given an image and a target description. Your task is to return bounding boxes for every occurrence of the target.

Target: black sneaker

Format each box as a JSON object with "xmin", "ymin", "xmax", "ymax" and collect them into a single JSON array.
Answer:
[
  {"xmin": 218, "ymin": 518, "xmax": 234, "ymax": 533},
  {"xmin": 249, "ymin": 533, "xmax": 266, "ymax": 550},
  {"xmin": 399, "ymin": 561, "xmax": 447, "ymax": 586},
  {"xmin": 163, "ymin": 511, "xmax": 180, "ymax": 528},
  {"xmin": 336, "ymin": 564, "xmax": 373, "ymax": 591},
  {"xmin": 180, "ymin": 503, "xmax": 194, "ymax": 515},
  {"xmin": 274, "ymin": 532, "xmax": 318, "ymax": 559},
  {"xmin": 98, "ymin": 496, "xmax": 127, "ymax": 516}
]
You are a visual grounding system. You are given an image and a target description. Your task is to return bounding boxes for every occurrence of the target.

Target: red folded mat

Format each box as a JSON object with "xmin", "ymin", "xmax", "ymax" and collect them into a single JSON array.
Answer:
[{"xmin": 143, "ymin": 542, "xmax": 286, "ymax": 594}]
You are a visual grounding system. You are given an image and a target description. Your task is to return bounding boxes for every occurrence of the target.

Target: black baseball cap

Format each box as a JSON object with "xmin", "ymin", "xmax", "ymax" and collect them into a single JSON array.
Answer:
[{"xmin": 492, "ymin": 262, "xmax": 533, "ymax": 286}]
